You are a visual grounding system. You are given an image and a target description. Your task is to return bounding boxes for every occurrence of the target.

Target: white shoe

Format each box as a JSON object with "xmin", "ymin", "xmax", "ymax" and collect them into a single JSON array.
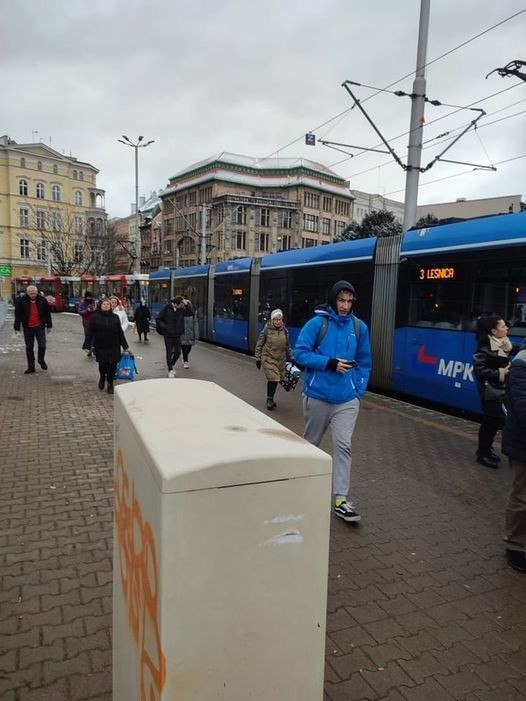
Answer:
[
  {"xmin": 168, "ymin": 369, "xmax": 175, "ymax": 378},
  {"xmin": 183, "ymin": 362, "xmax": 189, "ymax": 369}
]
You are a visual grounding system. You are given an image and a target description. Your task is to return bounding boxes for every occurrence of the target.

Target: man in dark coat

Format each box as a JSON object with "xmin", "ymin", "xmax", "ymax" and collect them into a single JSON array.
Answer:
[
  {"xmin": 14, "ymin": 285, "xmax": 52, "ymax": 374},
  {"xmin": 155, "ymin": 296, "xmax": 194, "ymax": 377},
  {"xmin": 502, "ymin": 347, "xmax": 526, "ymax": 573}
]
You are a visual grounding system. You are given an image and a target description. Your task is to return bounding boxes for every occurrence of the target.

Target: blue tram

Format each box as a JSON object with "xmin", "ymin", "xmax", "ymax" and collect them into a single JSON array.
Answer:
[{"xmin": 150, "ymin": 212, "xmax": 526, "ymax": 414}]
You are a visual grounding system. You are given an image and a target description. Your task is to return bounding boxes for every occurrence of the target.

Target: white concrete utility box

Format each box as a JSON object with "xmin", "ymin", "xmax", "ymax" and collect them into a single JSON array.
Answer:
[{"xmin": 113, "ymin": 379, "xmax": 332, "ymax": 701}]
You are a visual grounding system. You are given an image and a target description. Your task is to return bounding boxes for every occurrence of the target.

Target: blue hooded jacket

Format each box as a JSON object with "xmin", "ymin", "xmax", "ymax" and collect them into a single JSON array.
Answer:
[{"xmin": 294, "ymin": 280, "xmax": 372, "ymax": 404}]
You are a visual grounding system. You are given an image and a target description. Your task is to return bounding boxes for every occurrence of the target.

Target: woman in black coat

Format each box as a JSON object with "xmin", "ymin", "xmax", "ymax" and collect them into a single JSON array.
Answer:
[
  {"xmin": 134, "ymin": 300, "xmax": 151, "ymax": 343},
  {"xmin": 89, "ymin": 298, "xmax": 129, "ymax": 394},
  {"xmin": 473, "ymin": 314, "xmax": 512, "ymax": 468}
]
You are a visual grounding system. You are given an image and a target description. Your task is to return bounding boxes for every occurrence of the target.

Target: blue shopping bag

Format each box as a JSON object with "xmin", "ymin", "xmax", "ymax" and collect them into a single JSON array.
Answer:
[{"xmin": 116, "ymin": 352, "xmax": 138, "ymax": 381}]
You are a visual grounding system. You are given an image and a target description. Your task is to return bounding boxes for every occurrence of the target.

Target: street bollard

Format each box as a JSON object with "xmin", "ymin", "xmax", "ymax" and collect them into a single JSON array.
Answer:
[{"xmin": 113, "ymin": 379, "xmax": 332, "ymax": 701}]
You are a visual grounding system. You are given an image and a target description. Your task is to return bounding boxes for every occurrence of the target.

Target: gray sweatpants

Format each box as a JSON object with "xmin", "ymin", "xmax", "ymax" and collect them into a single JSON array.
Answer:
[{"xmin": 303, "ymin": 396, "xmax": 360, "ymax": 500}]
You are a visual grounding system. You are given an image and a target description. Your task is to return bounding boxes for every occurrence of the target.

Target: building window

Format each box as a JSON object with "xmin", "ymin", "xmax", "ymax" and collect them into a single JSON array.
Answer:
[
  {"xmin": 322, "ymin": 196, "xmax": 332, "ymax": 212},
  {"xmin": 53, "ymin": 164, "xmax": 58, "ymax": 174},
  {"xmin": 321, "ymin": 217, "xmax": 331, "ymax": 235},
  {"xmin": 20, "ymin": 157, "xmax": 26, "ymax": 168},
  {"xmin": 36, "ymin": 210, "xmax": 46, "ymax": 230},
  {"xmin": 256, "ymin": 208, "xmax": 270, "ymax": 227},
  {"xmin": 52, "ymin": 185, "xmax": 61, "ymax": 202},
  {"xmin": 19, "ymin": 207, "xmax": 29, "ymax": 227},
  {"xmin": 75, "ymin": 216, "xmax": 83, "ymax": 234},
  {"xmin": 255, "ymin": 232, "xmax": 269, "ymax": 251},
  {"xmin": 37, "ymin": 240, "xmax": 47, "ymax": 261},
  {"xmin": 278, "ymin": 210, "xmax": 292, "ymax": 229},
  {"xmin": 304, "ymin": 192, "xmax": 320, "ymax": 209},
  {"xmin": 73, "ymin": 170, "xmax": 77, "ymax": 180},
  {"xmin": 335, "ymin": 220, "xmax": 346, "ymax": 237},
  {"xmin": 335, "ymin": 200, "xmax": 350, "ymax": 216},
  {"xmin": 37, "ymin": 161, "xmax": 43, "ymax": 171},
  {"xmin": 231, "ymin": 231, "xmax": 246, "ymax": 249},
  {"xmin": 20, "ymin": 238, "xmax": 30, "ymax": 258},
  {"xmin": 74, "ymin": 243, "xmax": 83, "ymax": 263},
  {"xmin": 52, "ymin": 211, "xmax": 62, "ymax": 231},
  {"xmin": 36, "ymin": 182, "xmax": 45, "ymax": 199},
  {"xmin": 303, "ymin": 213, "xmax": 318, "ymax": 233},
  {"xmin": 279, "ymin": 234, "xmax": 292, "ymax": 251},
  {"xmin": 79, "ymin": 171, "xmax": 83, "ymax": 180},
  {"xmin": 302, "ymin": 237, "xmax": 316, "ymax": 248},
  {"xmin": 19, "ymin": 179, "xmax": 28, "ymax": 196},
  {"xmin": 75, "ymin": 190, "xmax": 83, "ymax": 206},
  {"xmin": 199, "ymin": 186, "xmax": 212, "ymax": 204},
  {"xmin": 231, "ymin": 206, "xmax": 247, "ymax": 225}
]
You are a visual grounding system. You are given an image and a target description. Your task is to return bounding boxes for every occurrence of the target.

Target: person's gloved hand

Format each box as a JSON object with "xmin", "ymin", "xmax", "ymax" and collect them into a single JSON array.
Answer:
[{"xmin": 256, "ymin": 360, "xmax": 261, "ymax": 369}]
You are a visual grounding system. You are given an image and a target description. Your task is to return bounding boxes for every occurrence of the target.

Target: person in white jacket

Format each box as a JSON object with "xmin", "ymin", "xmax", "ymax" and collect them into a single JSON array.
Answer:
[{"xmin": 109, "ymin": 296, "xmax": 130, "ymax": 333}]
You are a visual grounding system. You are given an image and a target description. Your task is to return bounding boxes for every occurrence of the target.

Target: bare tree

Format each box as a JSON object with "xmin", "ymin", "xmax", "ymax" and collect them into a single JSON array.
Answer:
[{"xmin": 29, "ymin": 206, "xmax": 108, "ymax": 276}]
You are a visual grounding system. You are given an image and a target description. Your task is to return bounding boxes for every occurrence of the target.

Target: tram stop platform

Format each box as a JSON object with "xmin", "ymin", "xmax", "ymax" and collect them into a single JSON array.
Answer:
[{"xmin": 0, "ymin": 306, "xmax": 525, "ymax": 701}]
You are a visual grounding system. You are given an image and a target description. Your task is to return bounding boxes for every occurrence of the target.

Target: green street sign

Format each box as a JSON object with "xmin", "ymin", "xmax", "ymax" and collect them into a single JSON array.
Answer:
[{"xmin": 0, "ymin": 265, "xmax": 12, "ymax": 276}]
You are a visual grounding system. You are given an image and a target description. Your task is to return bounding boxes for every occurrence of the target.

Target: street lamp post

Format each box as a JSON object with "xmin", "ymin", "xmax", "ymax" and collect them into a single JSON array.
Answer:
[{"xmin": 117, "ymin": 135, "xmax": 154, "ymax": 274}]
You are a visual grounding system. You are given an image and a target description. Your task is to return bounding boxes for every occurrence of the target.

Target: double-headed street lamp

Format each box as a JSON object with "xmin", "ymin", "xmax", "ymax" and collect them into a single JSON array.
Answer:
[{"xmin": 118, "ymin": 135, "xmax": 155, "ymax": 274}]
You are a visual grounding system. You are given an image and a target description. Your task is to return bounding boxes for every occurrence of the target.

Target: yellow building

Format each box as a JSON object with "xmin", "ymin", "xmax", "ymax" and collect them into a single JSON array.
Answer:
[{"xmin": 0, "ymin": 134, "xmax": 107, "ymax": 298}]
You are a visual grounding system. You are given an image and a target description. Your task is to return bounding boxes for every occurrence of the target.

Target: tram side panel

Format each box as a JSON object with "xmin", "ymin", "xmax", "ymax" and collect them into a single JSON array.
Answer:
[
  {"xmin": 392, "ymin": 241, "xmax": 526, "ymax": 414},
  {"xmin": 212, "ymin": 259, "xmax": 252, "ymax": 351}
]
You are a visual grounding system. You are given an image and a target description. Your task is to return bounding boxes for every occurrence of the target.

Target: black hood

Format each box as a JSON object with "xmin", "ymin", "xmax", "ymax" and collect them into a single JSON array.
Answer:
[{"xmin": 328, "ymin": 280, "xmax": 356, "ymax": 314}]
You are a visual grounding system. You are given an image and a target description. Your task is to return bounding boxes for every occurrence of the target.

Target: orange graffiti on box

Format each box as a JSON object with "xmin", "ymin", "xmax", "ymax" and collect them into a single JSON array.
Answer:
[{"xmin": 114, "ymin": 449, "xmax": 167, "ymax": 701}]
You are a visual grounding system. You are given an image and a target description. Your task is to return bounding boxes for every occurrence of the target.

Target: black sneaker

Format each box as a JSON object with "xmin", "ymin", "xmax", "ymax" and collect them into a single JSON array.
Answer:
[
  {"xmin": 24, "ymin": 368, "xmax": 35, "ymax": 374},
  {"xmin": 476, "ymin": 454, "xmax": 499, "ymax": 469},
  {"xmin": 334, "ymin": 500, "xmax": 361, "ymax": 523},
  {"xmin": 98, "ymin": 379, "xmax": 105, "ymax": 390},
  {"xmin": 266, "ymin": 398, "xmax": 276, "ymax": 410},
  {"xmin": 39, "ymin": 360, "xmax": 48, "ymax": 370},
  {"xmin": 506, "ymin": 549, "xmax": 526, "ymax": 573}
]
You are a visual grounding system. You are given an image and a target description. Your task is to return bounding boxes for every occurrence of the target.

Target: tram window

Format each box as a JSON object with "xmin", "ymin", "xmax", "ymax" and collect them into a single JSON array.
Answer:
[
  {"xmin": 215, "ymin": 275, "xmax": 248, "ymax": 320},
  {"xmin": 401, "ymin": 263, "xmax": 466, "ymax": 329},
  {"xmin": 473, "ymin": 261, "xmax": 526, "ymax": 330}
]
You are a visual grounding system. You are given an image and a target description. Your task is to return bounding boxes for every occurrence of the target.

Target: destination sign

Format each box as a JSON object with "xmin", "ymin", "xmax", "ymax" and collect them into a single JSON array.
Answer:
[{"xmin": 418, "ymin": 267, "xmax": 455, "ymax": 281}]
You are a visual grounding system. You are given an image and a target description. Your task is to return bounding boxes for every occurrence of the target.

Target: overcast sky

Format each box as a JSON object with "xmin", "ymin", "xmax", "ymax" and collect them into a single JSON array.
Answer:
[{"xmin": 4, "ymin": 0, "xmax": 526, "ymax": 218}]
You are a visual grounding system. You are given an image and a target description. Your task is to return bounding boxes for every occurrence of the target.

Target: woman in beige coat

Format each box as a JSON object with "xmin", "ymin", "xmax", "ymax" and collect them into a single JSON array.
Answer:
[{"xmin": 255, "ymin": 309, "xmax": 293, "ymax": 410}]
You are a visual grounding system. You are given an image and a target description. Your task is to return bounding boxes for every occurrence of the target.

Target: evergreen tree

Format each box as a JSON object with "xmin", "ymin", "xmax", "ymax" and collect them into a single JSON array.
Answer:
[{"xmin": 336, "ymin": 210, "xmax": 402, "ymax": 241}]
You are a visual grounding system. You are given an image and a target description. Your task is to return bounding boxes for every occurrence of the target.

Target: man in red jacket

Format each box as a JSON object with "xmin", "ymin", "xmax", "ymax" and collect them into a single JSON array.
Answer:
[{"xmin": 14, "ymin": 285, "xmax": 52, "ymax": 374}]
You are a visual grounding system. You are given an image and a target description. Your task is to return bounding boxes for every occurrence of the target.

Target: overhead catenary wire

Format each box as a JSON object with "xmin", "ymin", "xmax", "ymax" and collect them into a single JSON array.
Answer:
[
  {"xmin": 383, "ymin": 153, "xmax": 526, "ymax": 196},
  {"xmin": 258, "ymin": 8, "xmax": 526, "ymax": 163}
]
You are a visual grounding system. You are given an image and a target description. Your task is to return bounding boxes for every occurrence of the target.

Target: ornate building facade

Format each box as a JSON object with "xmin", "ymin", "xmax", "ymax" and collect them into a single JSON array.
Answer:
[{"xmin": 154, "ymin": 153, "xmax": 353, "ymax": 269}]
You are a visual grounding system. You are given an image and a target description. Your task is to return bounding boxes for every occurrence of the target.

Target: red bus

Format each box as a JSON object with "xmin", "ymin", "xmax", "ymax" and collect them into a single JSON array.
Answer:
[{"xmin": 36, "ymin": 276, "xmax": 65, "ymax": 312}]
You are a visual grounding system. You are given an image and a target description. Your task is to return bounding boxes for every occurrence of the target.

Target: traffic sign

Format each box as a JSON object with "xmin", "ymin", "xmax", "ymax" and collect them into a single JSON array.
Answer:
[{"xmin": 0, "ymin": 265, "xmax": 12, "ymax": 276}]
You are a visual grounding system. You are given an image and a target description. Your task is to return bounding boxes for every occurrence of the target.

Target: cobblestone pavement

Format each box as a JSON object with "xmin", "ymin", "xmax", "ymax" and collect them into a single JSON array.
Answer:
[{"xmin": 0, "ymin": 308, "xmax": 525, "ymax": 700}]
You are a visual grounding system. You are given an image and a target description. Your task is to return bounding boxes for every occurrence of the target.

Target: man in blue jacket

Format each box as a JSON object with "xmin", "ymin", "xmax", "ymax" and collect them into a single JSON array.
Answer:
[{"xmin": 294, "ymin": 280, "xmax": 372, "ymax": 523}]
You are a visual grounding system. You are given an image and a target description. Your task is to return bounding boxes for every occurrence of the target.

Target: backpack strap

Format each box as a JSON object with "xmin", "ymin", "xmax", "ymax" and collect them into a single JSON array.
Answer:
[{"xmin": 314, "ymin": 314, "xmax": 360, "ymax": 350}]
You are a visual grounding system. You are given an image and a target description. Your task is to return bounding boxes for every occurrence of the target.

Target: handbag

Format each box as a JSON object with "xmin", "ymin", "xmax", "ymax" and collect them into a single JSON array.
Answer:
[
  {"xmin": 116, "ymin": 352, "xmax": 138, "ymax": 381},
  {"xmin": 280, "ymin": 363, "xmax": 302, "ymax": 392},
  {"xmin": 483, "ymin": 381, "xmax": 506, "ymax": 402}
]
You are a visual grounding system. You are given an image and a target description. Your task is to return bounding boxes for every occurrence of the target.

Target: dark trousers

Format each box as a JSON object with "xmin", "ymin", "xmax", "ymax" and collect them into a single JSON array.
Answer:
[
  {"xmin": 267, "ymin": 380, "xmax": 278, "ymax": 399},
  {"xmin": 164, "ymin": 336, "xmax": 182, "ymax": 370},
  {"xmin": 82, "ymin": 326, "xmax": 94, "ymax": 351},
  {"xmin": 23, "ymin": 326, "xmax": 46, "ymax": 370},
  {"xmin": 98, "ymin": 360, "xmax": 117, "ymax": 385},
  {"xmin": 478, "ymin": 414, "xmax": 505, "ymax": 456},
  {"xmin": 138, "ymin": 329, "xmax": 149, "ymax": 341},
  {"xmin": 182, "ymin": 344, "xmax": 192, "ymax": 362}
]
